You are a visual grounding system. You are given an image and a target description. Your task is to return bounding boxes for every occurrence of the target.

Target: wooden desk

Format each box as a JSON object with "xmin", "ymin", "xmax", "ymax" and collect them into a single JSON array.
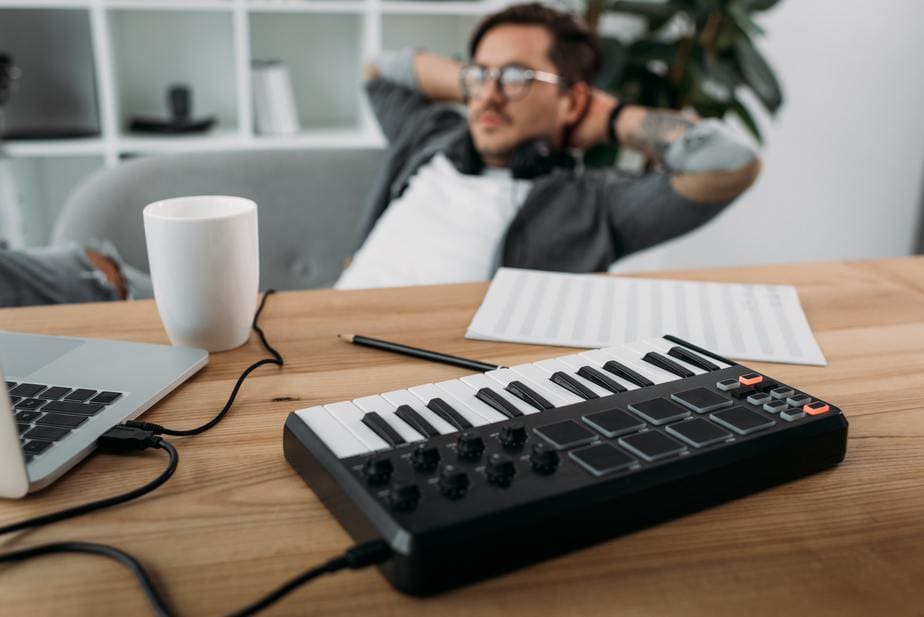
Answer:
[{"xmin": 2, "ymin": 257, "xmax": 923, "ymax": 616}]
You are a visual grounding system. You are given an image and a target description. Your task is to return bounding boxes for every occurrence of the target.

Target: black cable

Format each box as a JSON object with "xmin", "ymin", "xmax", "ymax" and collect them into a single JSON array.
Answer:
[
  {"xmin": 129, "ymin": 289, "xmax": 284, "ymax": 437},
  {"xmin": 0, "ymin": 542, "xmax": 176, "ymax": 617},
  {"xmin": 0, "ymin": 435, "xmax": 176, "ymax": 535},
  {"xmin": 0, "ymin": 436, "xmax": 177, "ymax": 537},
  {"xmin": 0, "ymin": 538, "xmax": 392, "ymax": 617},
  {"xmin": 0, "ymin": 289, "xmax": 383, "ymax": 616}
]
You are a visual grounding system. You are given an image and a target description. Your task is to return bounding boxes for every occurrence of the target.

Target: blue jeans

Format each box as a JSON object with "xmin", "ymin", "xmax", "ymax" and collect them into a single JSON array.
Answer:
[{"xmin": 0, "ymin": 244, "xmax": 153, "ymax": 308}]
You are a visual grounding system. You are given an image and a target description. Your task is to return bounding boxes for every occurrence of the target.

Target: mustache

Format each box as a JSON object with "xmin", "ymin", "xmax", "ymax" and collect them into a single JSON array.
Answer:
[{"xmin": 473, "ymin": 107, "xmax": 513, "ymax": 124}]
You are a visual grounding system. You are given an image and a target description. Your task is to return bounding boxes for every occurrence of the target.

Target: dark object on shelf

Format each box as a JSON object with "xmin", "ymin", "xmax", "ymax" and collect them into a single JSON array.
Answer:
[{"xmin": 129, "ymin": 84, "xmax": 215, "ymax": 134}]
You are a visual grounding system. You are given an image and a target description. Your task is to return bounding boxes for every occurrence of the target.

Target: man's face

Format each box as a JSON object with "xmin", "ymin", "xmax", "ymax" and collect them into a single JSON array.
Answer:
[{"xmin": 468, "ymin": 24, "xmax": 574, "ymax": 166}]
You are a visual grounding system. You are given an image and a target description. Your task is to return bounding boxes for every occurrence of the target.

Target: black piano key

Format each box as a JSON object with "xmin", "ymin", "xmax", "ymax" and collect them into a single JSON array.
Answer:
[
  {"xmin": 642, "ymin": 352, "xmax": 694, "ymax": 378},
  {"xmin": 550, "ymin": 372, "xmax": 598, "ymax": 400},
  {"xmin": 475, "ymin": 388, "xmax": 524, "ymax": 418},
  {"xmin": 361, "ymin": 411, "xmax": 406, "ymax": 447},
  {"xmin": 394, "ymin": 404, "xmax": 440, "ymax": 438},
  {"xmin": 577, "ymin": 366, "xmax": 628, "ymax": 394},
  {"xmin": 667, "ymin": 346, "xmax": 720, "ymax": 372},
  {"xmin": 427, "ymin": 398, "xmax": 473, "ymax": 430},
  {"xmin": 506, "ymin": 381, "xmax": 554, "ymax": 411},
  {"xmin": 602, "ymin": 360, "xmax": 654, "ymax": 388}
]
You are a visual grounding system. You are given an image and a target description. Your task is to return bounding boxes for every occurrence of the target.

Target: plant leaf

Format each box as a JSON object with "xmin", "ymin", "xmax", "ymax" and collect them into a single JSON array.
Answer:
[
  {"xmin": 740, "ymin": 0, "xmax": 782, "ymax": 11},
  {"xmin": 730, "ymin": 97, "xmax": 763, "ymax": 144},
  {"xmin": 733, "ymin": 36, "xmax": 783, "ymax": 113}
]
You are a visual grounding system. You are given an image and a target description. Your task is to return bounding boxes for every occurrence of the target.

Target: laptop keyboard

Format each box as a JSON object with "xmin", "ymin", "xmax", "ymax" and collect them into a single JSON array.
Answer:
[{"xmin": 5, "ymin": 380, "xmax": 124, "ymax": 464}]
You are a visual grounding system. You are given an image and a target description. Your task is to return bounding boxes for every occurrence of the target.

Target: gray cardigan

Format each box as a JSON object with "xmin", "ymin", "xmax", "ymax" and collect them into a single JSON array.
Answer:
[{"xmin": 355, "ymin": 75, "xmax": 734, "ymax": 274}]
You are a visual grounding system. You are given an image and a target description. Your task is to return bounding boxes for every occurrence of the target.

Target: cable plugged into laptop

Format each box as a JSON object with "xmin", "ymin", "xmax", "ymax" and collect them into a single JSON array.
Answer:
[
  {"xmin": 97, "ymin": 424, "xmax": 163, "ymax": 453},
  {"xmin": 0, "ymin": 428, "xmax": 178, "ymax": 537}
]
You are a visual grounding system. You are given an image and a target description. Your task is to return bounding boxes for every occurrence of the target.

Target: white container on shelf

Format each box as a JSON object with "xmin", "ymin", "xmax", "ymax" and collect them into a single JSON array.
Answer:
[{"xmin": 251, "ymin": 60, "xmax": 300, "ymax": 136}]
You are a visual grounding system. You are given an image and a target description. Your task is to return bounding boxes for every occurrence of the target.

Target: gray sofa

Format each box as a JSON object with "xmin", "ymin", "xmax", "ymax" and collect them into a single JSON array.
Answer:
[{"xmin": 51, "ymin": 148, "xmax": 384, "ymax": 290}]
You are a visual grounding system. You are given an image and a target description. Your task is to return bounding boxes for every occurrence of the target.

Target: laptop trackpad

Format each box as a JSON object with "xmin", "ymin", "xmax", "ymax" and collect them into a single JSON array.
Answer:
[{"xmin": 0, "ymin": 332, "xmax": 84, "ymax": 378}]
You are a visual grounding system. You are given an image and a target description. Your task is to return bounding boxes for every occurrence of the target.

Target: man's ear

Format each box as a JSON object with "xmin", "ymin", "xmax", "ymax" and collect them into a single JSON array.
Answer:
[{"xmin": 563, "ymin": 81, "xmax": 591, "ymax": 126}]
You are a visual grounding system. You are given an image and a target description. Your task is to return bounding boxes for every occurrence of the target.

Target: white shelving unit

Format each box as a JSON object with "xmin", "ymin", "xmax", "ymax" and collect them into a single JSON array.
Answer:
[{"xmin": 0, "ymin": 0, "xmax": 510, "ymax": 245}]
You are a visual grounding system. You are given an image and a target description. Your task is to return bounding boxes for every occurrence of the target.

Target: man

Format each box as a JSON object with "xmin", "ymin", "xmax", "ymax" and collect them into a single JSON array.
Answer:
[
  {"xmin": 0, "ymin": 3, "xmax": 757, "ymax": 307},
  {"xmin": 335, "ymin": 2, "xmax": 759, "ymax": 288}
]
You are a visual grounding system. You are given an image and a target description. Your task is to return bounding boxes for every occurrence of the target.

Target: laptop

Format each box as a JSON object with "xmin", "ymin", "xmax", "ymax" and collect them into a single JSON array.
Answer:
[{"xmin": 1, "ymin": 330, "xmax": 208, "ymax": 498}]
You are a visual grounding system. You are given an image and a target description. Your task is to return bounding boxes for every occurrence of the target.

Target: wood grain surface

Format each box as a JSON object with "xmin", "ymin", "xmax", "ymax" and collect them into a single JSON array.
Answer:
[{"xmin": 1, "ymin": 257, "xmax": 922, "ymax": 616}]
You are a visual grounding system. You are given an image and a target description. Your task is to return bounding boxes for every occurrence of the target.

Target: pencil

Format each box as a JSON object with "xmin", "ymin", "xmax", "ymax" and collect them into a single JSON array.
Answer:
[{"xmin": 338, "ymin": 334, "xmax": 504, "ymax": 373}]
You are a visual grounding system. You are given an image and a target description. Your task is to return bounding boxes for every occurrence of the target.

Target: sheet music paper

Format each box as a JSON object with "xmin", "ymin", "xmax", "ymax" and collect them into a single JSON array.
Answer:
[{"xmin": 466, "ymin": 268, "xmax": 827, "ymax": 366}]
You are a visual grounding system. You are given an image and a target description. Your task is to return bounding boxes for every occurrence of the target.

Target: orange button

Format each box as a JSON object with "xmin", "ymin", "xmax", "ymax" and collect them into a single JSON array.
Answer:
[
  {"xmin": 738, "ymin": 373, "xmax": 764, "ymax": 386},
  {"xmin": 804, "ymin": 402, "xmax": 830, "ymax": 415}
]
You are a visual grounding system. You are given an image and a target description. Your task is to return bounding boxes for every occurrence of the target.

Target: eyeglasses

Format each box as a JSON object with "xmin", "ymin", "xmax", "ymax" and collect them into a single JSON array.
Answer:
[{"xmin": 459, "ymin": 64, "xmax": 564, "ymax": 101}]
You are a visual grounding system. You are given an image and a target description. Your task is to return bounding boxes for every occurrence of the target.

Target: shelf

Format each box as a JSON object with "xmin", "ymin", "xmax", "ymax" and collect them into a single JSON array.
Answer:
[
  {"xmin": 0, "ymin": 0, "xmax": 89, "ymax": 7},
  {"xmin": 382, "ymin": 1, "xmax": 500, "ymax": 16},
  {"xmin": 245, "ymin": 0, "xmax": 365, "ymax": 14},
  {"xmin": 104, "ymin": 0, "xmax": 232, "ymax": 11},
  {"xmin": 2, "ymin": 138, "xmax": 106, "ymax": 157},
  {"xmin": 116, "ymin": 128, "xmax": 243, "ymax": 154},
  {"xmin": 250, "ymin": 127, "xmax": 385, "ymax": 149}
]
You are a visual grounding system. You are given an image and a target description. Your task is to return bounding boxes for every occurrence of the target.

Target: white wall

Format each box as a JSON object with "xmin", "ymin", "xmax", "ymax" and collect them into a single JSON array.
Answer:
[{"xmin": 612, "ymin": 0, "xmax": 924, "ymax": 273}]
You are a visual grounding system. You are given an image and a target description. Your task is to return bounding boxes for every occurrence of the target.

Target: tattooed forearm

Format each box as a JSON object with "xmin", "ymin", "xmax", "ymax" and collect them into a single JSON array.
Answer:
[{"xmin": 626, "ymin": 111, "xmax": 695, "ymax": 162}]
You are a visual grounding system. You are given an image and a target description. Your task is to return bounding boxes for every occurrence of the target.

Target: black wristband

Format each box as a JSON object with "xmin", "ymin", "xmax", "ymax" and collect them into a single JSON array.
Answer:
[{"xmin": 607, "ymin": 101, "xmax": 628, "ymax": 146}]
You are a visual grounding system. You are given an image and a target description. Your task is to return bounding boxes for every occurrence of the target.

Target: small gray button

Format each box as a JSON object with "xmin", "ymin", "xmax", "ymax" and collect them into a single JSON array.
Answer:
[
  {"xmin": 716, "ymin": 378, "xmax": 739, "ymax": 392},
  {"xmin": 780, "ymin": 408, "xmax": 805, "ymax": 422},
  {"xmin": 787, "ymin": 394, "xmax": 811, "ymax": 407},
  {"xmin": 763, "ymin": 400, "xmax": 788, "ymax": 414},
  {"xmin": 771, "ymin": 386, "xmax": 795, "ymax": 399},
  {"xmin": 747, "ymin": 392, "xmax": 771, "ymax": 405}
]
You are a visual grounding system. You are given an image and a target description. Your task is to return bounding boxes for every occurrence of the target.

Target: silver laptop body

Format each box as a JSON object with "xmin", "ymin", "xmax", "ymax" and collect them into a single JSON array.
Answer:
[{"xmin": 1, "ymin": 330, "xmax": 207, "ymax": 498}]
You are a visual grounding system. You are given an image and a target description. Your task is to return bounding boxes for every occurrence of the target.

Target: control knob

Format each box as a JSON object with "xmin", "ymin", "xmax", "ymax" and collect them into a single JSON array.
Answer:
[{"xmin": 530, "ymin": 443, "xmax": 559, "ymax": 475}]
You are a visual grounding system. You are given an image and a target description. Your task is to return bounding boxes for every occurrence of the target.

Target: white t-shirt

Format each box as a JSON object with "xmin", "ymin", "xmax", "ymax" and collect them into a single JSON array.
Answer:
[{"xmin": 335, "ymin": 153, "xmax": 533, "ymax": 290}]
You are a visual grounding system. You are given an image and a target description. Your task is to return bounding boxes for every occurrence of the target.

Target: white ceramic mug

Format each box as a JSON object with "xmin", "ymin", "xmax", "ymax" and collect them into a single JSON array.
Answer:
[{"xmin": 143, "ymin": 195, "xmax": 259, "ymax": 352}]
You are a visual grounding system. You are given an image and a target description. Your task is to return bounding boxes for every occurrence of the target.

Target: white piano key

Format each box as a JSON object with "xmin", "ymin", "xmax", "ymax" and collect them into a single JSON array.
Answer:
[
  {"xmin": 325, "ymin": 400, "xmax": 390, "ymax": 452},
  {"xmin": 532, "ymin": 358, "xmax": 613, "ymax": 398},
  {"xmin": 353, "ymin": 394, "xmax": 425, "ymax": 443},
  {"xmin": 639, "ymin": 338, "xmax": 707, "ymax": 374},
  {"xmin": 409, "ymin": 383, "xmax": 492, "ymax": 428},
  {"xmin": 295, "ymin": 406, "xmax": 369, "ymax": 458},
  {"xmin": 382, "ymin": 389, "xmax": 456, "ymax": 435},
  {"xmin": 460, "ymin": 373, "xmax": 539, "ymax": 415},
  {"xmin": 598, "ymin": 345, "xmax": 678, "ymax": 384},
  {"xmin": 485, "ymin": 367, "xmax": 574, "ymax": 407},
  {"xmin": 435, "ymin": 379, "xmax": 508, "ymax": 424}
]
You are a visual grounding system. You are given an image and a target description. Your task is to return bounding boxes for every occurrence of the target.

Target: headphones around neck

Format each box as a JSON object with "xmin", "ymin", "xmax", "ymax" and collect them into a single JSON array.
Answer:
[{"xmin": 456, "ymin": 131, "xmax": 576, "ymax": 180}]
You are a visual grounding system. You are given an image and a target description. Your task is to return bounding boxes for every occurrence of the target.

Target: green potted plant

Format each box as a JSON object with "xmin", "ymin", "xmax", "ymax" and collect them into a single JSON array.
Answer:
[{"xmin": 578, "ymin": 0, "xmax": 783, "ymax": 164}]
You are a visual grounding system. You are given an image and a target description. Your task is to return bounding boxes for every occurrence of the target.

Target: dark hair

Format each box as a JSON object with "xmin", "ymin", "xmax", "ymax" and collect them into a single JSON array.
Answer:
[{"xmin": 468, "ymin": 2, "xmax": 602, "ymax": 87}]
